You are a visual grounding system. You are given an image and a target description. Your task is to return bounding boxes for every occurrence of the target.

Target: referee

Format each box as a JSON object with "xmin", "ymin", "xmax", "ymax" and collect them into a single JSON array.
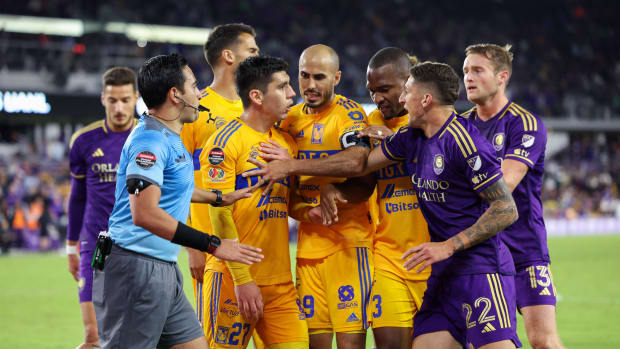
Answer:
[{"xmin": 93, "ymin": 53, "xmax": 264, "ymax": 349}]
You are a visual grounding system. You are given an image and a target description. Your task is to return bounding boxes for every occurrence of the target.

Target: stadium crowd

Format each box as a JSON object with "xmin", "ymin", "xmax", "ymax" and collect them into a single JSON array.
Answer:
[{"xmin": 2, "ymin": 0, "xmax": 618, "ymax": 118}]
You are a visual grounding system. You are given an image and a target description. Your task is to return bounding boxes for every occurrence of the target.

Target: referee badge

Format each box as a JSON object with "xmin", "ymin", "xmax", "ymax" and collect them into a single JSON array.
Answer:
[{"xmin": 135, "ymin": 151, "xmax": 156, "ymax": 169}]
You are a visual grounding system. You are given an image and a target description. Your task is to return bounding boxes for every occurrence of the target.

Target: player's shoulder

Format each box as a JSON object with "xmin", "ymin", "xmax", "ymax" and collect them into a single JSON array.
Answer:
[
  {"xmin": 503, "ymin": 102, "xmax": 545, "ymax": 133},
  {"xmin": 287, "ymin": 103, "xmax": 305, "ymax": 118},
  {"xmin": 439, "ymin": 115, "xmax": 482, "ymax": 159},
  {"xmin": 367, "ymin": 109, "xmax": 385, "ymax": 126},
  {"xmin": 69, "ymin": 119, "xmax": 106, "ymax": 149},
  {"xmin": 209, "ymin": 118, "xmax": 244, "ymax": 150},
  {"xmin": 459, "ymin": 106, "xmax": 477, "ymax": 119},
  {"xmin": 332, "ymin": 94, "xmax": 366, "ymax": 115}
]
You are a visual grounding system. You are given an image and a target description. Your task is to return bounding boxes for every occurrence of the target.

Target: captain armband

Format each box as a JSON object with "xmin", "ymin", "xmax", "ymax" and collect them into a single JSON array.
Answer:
[
  {"xmin": 127, "ymin": 177, "xmax": 154, "ymax": 195},
  {"xmin": 340, "ymin": 130, "xmax": 371, "ymax": 149}
]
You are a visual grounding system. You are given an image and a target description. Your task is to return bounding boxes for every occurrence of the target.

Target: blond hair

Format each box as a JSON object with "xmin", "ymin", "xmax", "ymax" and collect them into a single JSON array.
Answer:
[{"xmin": 465, "ymin": 43, "xmax": 513, "ymax": 76}]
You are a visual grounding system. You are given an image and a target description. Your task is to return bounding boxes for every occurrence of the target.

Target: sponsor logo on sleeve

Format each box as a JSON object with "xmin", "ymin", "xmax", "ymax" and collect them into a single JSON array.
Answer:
[
  {"xmin": 208, "ymin": 147, "xmax": 225, "ymax": 165},
  {"xmin": 467, "ymin": 155, "xmax": 482, "ymax": 171},
  {"xmin": 208, "ymin": 167, "xmax": 225, "ymax": 181},
  {"xmin": 135, "ymin": 151, "xmax": 156, "ymax": 169},
  {"xmin": 522, "ymin": 134, "xmax": 535, "ymax": 148},
  {"xmin": 433, "ymin": 154, "xmax": 445, "ymax": 175}
]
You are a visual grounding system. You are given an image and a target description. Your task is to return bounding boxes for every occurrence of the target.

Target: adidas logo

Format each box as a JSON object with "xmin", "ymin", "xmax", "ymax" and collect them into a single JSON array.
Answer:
[
  {"xmin": 346, "ymin": 313, "xmax": 359, "ymax": 322},
  {"xmin": 481, "ymin": 323, "xmax": 496, "ymax": 333},
  {"xmin": 539, "ymin": 287, "xmax": 552, "ymax": 296},
  {"xmin": 92, "ymin": 148, "xmax": 104, "ymax": 157}
]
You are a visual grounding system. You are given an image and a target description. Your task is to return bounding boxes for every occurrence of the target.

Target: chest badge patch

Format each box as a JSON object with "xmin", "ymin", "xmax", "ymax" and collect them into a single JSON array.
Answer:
[
  {"xmin": 311, "ymin": 123, "xmax": 324, "ymax": 144},
  {"xmin": 433, "ymin": 154, "xmax": 445, "ymax": 175},
  {"xmin": 493, "ymin": 133, "xmax": 505, "ymax": 151},
  {"xmin": 467, "ymin": 155, "xmax": 482, "ymax": 171},
  {"xmin": 522, "ymin": 134, "xmax": 535, "ymax": 148}
]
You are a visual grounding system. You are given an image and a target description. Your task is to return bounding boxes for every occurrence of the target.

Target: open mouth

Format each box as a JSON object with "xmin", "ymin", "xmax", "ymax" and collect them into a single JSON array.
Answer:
[{"xmin": 304, "ymin": 91, "xmax": 321, "ymax": 103}]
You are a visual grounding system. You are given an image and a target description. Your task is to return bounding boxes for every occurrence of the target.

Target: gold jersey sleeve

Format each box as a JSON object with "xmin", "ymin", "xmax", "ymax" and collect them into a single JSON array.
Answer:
[
  {"xmin": 180, "ymin": 87, "xmax": 243, "ymax": 233},
  {"xmin": 284, "ymin": 95, "xmax": 374, "ymax": 259},
  {"xmin": 368, "ymin": 109, "xmax": 431, "ymax": 280},
  {"xmin": 200, "ymin": 119, "xmax": 297, "ymax": 286}
]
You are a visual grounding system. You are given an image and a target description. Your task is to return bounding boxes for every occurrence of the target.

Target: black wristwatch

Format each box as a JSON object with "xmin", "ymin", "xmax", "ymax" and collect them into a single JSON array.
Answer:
[
  {"xmin": 211, "ymin": 189, "xmax": 223, "ymax": 207},
  {"xmin": 206, "ymin": 234, "xmax": 221, "ymax": 254}
]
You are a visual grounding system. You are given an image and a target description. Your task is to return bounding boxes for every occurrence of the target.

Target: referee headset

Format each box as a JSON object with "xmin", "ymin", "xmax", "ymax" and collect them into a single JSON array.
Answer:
[{"xmin": 145, "ymin": 91, "xmax": 208, "ymax": 121}]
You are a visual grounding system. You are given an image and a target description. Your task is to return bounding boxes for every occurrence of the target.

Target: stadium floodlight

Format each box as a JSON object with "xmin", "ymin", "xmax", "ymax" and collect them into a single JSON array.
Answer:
[
  {"xmin": 0, "ymin": 14, "xmax": 210, "ymax": 45},
  {"xmin": 0, "ymin": 14, "xmax": 83, "ymax": 37},
  {"xmin": 105, "ymin": 22, "xmax": 210, "ymax": 45}
]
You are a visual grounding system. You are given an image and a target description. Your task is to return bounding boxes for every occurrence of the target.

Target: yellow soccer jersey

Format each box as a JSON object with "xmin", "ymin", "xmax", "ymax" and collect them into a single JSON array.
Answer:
[
  {"xmin": 201, "ymin": 118, "xmax": 297, "ymax": 286},
  {"xmin": 181, "ymin": 87, "xmax": 242, "ymax": 233},
  {"xmin": 280, "ymin": 94, "xmax": 373, "ymax": 259},
  {"xmin": 368, "ymin": 109, "xmax": 430, "ymax": 280}
]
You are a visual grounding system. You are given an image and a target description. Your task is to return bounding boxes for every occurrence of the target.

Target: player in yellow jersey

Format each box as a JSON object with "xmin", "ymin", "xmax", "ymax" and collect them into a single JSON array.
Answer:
[
  {"xmin": 250, "ymin": 45, "xmax": 375, "ymax": 349},
  {"xmin": 320, "ymin": 47, "xmax": 431, "ymax": 349},
  {"xmin": 200, "ymin": 56, "xmax": 308, "ymax": 349},
  {"xmin": 179, "ymin": 23, "xmax": 260, "ymax": 327}
]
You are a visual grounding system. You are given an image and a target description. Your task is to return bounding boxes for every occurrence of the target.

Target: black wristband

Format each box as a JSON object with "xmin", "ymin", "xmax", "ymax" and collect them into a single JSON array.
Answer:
[
  {"xmin": 211, "ymin": 189, "xmax": 223, "ymax": 207},
  {"xmin": 172, "ymin": 222, "xmax": 221, "ymax": 254}
]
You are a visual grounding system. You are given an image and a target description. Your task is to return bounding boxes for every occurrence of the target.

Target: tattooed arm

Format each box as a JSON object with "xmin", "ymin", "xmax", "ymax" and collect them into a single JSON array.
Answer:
[
  {"xmin": 402, "ymin": 178, "xmax": 518, "ymax": 272},
  {"xmin": 448, "ymin": 178, "xmax": 518, "ymax": 253}
]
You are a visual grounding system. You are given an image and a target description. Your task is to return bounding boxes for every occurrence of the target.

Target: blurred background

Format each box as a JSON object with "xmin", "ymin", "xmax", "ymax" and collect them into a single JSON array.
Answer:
[{"xmin": 0, "ymin": 1, "xmax": 619, "ymax": 347}]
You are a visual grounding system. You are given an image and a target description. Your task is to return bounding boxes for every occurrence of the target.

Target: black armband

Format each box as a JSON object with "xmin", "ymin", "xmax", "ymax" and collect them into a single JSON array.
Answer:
[
  {"xmin": 210, "ymin": 189, "xmax": 223, "ymax": 207},
  {"xmin": 127, "ymin": 177, "xmax": 153, "ymax": 195},
  {"xmin": 172, "ymin": 221, "xmax": 221, "ymax": 254},
  {"xmin": 340, "ymin": 130, "xmax": 371, "ymax": 149}
]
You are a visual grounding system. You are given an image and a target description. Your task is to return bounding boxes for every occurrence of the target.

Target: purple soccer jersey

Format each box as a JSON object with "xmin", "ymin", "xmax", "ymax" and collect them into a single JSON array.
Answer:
[
  {"xmin": 68, "ymin": 119, "xmax": 135, "ymax": 253},
  {"xmin": 467, "ymin": 102, "xmax": 549, "ymax": 268},
  {"xmin": 381, "ymin": 113, "xmax": 514, "ymax": 276}
]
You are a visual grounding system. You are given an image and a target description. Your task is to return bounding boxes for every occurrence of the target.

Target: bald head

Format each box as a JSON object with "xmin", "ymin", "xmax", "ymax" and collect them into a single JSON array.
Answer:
[
  {"xmin": 298, "ymin": 44, "xmax": 342, "ymax": 111},
  {"xmin": 368, "ymin": 47, "xmax": 416, "ymax": 78},
  {"xmin": 300, "ymin": 44, "xmax": 340, "ymax": 74}
]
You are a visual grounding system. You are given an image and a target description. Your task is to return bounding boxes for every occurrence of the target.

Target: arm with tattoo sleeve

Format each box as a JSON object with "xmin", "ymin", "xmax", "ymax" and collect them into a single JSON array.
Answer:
[
  {"xmin": 448, "ymin": 178, "xmax": 518, "ymax": 252},
  {"xmin": 402, "ymin": 178, "xmax": 518, "ymax": 272}
]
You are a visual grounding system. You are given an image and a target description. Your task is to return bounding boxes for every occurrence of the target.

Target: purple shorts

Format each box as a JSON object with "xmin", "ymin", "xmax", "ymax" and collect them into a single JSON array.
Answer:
[
  {"xmin": 413, "ymin": 273, "xmax": 522, "ymax": 348},
  {"xmin": 78, "ymin": 248, "xmax": 95, "ymax": 303},
  {"xmin": 514, "ymin": 262, "xmax": 557, "ymax": 309}
]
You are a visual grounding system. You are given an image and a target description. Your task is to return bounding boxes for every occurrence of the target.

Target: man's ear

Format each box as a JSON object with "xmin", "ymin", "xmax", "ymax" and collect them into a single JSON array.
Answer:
[{"xmin": 249, "ymin": 89, "xmax": 263, "ymax": 106}]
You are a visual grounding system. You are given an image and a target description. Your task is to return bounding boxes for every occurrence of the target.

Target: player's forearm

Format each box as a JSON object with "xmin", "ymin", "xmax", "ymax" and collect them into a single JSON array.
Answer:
[
  {"xmin": 209, "ymin": 204, "xmax": 253, "ymax": 285},
  {"xmin": 132, "ymin": 204, "xmax": 179, "ymax": 240},
  {"xmin": 290, "ymin": 146, "xmax": 370, "ymax": 177},
  {"xmin": 67, "ymin": 177, "xmax": 87, "ymax": 242},
  {"xmin": 333, "ymin": 174, "xmax": 376, "ymax": 203},
  {"xmin": 448, "ymin": 179, "xmax": 518, "ymax": 253},
  {"xmin": 191, "ymin": 187, "xmax": 219, "ymax": 204}
]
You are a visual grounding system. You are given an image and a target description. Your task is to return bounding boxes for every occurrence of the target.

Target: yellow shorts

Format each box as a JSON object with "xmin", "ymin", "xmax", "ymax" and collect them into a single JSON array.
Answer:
[
  {"xmin": 202, "ymin": 270, "xmax": 308, "ymax": 348},
  {"xmin": 370, "ymin": 268, "xmax": 427, "ymax": 328},
  {"xmin": 296, "ymin": 247, "xmax": 374, "ymax": 333}
]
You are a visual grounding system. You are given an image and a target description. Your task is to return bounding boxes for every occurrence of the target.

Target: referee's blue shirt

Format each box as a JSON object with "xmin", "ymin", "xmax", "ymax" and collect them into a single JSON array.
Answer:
[{"xmin": 108, "ymin": 115, "xmax": 194, "ymax": 262}]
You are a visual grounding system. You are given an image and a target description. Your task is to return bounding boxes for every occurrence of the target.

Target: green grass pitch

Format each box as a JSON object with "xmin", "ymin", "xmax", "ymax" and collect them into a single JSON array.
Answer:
[{"xmin": 1, "ymin": 235, "xmax": 619, "ymax": 348}]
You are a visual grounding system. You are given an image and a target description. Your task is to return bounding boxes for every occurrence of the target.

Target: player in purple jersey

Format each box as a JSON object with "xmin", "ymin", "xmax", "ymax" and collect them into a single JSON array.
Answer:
[
  {"xmin": 252, "ymin": 61, "xmax": 521, "ymax": 348},
  {"xmin": 67, "ymin": 67, "xmax": 139, "ymax": 349},
  {"xmin": 463, "ymin": 44, "xmax": 564, "ymax": 349}
]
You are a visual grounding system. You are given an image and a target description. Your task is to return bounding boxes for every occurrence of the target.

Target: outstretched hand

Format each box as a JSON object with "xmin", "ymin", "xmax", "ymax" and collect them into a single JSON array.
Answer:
[
  {"xmin": 213, "ymin": 239, "xmax": 264, "ymax": 265},
  {"xmin": 258, "ymin": 140, "xmax": 293, "ymax": 162},
  {"xmin": 319, "ymin": 183, "xmax": 348, "ymax": 226},
  {"xmin": 221, "ymin": 178, "xmax": 265, "ymax": 206},
  {"xmin": 358, "ymin": 125, "xmax": 393, "ymax": 140},
  {"xmin": 402, "ymin": 241, "xmax": 454, "ymax": 273}
]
